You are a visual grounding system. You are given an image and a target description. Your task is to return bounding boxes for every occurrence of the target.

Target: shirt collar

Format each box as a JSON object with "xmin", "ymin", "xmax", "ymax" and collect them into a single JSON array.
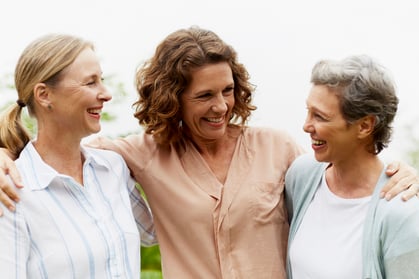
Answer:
[{"xmin": 17, "ymin": 142, "xmax": 110, "ymax": 191}]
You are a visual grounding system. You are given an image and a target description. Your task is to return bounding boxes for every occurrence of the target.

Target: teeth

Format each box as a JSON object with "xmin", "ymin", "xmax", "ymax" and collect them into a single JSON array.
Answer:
[
  {"xmin": 87, "ymin": 109, "xmax": 101, "ymax": 114},
  {"xmin": 312, "ymin": 139, "xmax": 326, "ymax": 146},
  {"xmin": 206, "ymin": 117, "xmax": 223, "ymax": 123}
]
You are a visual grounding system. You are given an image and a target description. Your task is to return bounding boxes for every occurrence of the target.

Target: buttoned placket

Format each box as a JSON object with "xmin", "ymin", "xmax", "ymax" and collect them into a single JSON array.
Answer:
[{"xmin": 62, "ymin": 161, "xmax": 122, "ymax": 278}]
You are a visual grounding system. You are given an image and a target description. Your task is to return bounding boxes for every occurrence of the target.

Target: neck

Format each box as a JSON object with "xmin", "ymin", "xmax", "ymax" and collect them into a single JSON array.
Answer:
[
  {"xmin": 325, "ymin": 153, "xmax": 383, "ymax": 198},
  {"xmin": 187, "ymin": 125, "xmax": 241, "ymax": 156},
  {"xmin": 33, "ymin": 131, "xmax": 84, "ymax": 185}
]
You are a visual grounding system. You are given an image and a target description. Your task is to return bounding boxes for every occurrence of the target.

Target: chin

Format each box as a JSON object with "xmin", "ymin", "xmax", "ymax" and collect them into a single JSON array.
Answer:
[
  {"xmin": 88, "ymin": 126, "xmax": 101, "ymax": 135},
  {"xmin": 314, "ymin": 153, "xmax": 327, "ymax": 163}
]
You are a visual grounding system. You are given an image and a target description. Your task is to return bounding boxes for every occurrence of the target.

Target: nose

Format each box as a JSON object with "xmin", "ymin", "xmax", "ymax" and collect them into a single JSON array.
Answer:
[
  {"xmin": 99, "ymin": 84, "xmax": 112, "ymax": 102},
  {"xmin": 211, "ymin": 93, "xmax": 228, "ymax": 113},
  {"xmin": 303, "ymin": 114, "xmax": 313, "ymax": 133}
]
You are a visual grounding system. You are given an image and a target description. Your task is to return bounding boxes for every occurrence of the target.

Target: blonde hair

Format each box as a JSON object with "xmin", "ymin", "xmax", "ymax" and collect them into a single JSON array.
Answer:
[{"xmin": 0, "ymin": 34, "xmax": 93, "ymax": 157}]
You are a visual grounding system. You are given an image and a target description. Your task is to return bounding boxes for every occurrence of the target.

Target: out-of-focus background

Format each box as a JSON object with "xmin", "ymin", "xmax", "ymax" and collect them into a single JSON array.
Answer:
[
  {"xmin": 1, "ymin": 0, "xmax": 419, "ymax": 161},
  {"xmin": 1, "ymin": 1, "xmax": 419, "ymax": 277}
]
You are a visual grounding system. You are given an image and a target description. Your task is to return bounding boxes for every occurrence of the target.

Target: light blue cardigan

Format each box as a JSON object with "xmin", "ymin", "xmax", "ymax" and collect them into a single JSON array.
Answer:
[{"xmin": 285, "ymin": 154, "xmax": 419, "ymax": 279}]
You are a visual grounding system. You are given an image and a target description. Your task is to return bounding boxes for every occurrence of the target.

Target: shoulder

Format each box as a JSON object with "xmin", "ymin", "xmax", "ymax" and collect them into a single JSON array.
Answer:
[
  {"xmin": 244, "ymin": 126, "xmax": 303, "ymax": 152},
  {"xmin": 83, "ymin": 147, "xmax": 128, "ymax": 170},
  {"xmin": 377, "ymin": 194, "xmax": 419, "ymax": 228},
  {"xmin": 115, "ymin": 132, "xmax": 158, "ymax": 158},
  {"xmin": 287, "ymin": 153, "xmax": 322, "ymax": 177},
  {"xmin": 84, "ymin": 146, "xmax": 124, "ymax": 159},
  {"xmin": 285, "ymin": 154, "xmax": 325, "ymax": 194},
  {"xmin": 245, "ymin": 126, "xmax": 293, "ymax": 141}
]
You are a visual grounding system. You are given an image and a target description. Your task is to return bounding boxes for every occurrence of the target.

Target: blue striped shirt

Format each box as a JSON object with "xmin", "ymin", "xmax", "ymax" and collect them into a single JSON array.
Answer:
[{"xmin": 0, "ymin": 142, "xmax": 156, "ymax": 279}]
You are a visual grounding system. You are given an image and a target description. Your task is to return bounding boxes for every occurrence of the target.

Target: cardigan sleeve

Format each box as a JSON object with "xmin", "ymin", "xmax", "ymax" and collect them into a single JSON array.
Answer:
[{"xmin": 379, "ymin": 196, "xmax": 419, "ymax": 278}]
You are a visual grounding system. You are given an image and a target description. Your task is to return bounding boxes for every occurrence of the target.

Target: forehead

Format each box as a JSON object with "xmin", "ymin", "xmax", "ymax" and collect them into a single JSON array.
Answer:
[
  {"xmin": 188, "ymin": 62, "xmax": 233, "ymax": 87},
  {"xmin": 62, "ymin": 47, "xmax": 101, "ymax": 78},
  {"xmin": 307, "ymin": 85, "xmax": 341, "ymax": 112}
]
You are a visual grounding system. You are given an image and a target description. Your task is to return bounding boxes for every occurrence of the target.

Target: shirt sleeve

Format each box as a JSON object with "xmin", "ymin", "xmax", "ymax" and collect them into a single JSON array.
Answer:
[
  {"xmin": 128, "ymin": 177, "xmax": 157, "ymax": 247},
  {"xmin": 0, "ymin": 203, "xmax": 29, "ymax": 279},
  {"xmin": 381, "ymin": 197, "xmax": 419, "ymax": 278}
]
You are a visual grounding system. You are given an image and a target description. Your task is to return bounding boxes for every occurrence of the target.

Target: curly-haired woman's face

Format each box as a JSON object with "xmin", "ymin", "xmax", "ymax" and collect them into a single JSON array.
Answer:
[{"xmin": 180, "ymin": 62, "xmax": 235, "ymax": 142}]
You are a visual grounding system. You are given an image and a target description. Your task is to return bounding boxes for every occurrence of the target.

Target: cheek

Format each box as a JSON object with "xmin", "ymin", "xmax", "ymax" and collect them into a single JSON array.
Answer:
[{"xmin": 226, "ymin": 96, "xmax": 235, "ymax": 110}]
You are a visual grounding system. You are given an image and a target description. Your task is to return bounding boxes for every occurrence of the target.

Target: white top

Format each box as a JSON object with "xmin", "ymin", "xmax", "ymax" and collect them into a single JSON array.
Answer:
[
  {"xmin": 289, "ymin": 174, "xmax": 371, "ymax": 279},
  {"xmin": 0, "ymin": 142, "xmax": 156, "ymax": 279}
]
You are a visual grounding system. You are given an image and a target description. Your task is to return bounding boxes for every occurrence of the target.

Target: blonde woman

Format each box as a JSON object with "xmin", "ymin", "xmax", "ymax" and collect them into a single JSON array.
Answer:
[{"xmin": 0, "ymin": 34, "xmax": 155, "ymax": 278}]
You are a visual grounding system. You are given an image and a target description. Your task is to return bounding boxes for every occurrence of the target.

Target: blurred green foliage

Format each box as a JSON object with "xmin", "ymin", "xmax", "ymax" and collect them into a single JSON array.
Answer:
[{"xmin": 141, "ymin": 245, "xmax": 162, "ymax": 278}]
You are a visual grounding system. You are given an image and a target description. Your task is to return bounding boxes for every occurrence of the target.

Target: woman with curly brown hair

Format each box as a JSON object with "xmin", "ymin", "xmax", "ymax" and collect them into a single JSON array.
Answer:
[{"xmin": 94, "ymin": 26, "xmax": 303, "ymax": 278}]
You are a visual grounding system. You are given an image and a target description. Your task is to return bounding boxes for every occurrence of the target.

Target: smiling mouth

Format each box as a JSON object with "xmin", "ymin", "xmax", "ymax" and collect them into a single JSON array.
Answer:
[
  {"xmin": 205, "ymin": 116, "xmax": 224, "ymax": 123},
  {"xmin": 87, "ymin": 108, "xmax": 101, "ymax": 115},
  {"xmin": 312, "ymin": 139, "xmax": 326, "ymax": 146}
]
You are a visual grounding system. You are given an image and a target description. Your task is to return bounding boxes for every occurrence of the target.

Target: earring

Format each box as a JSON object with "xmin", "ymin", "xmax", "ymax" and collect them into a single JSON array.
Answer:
[{"xmin": 47, "ymin": 104, "xmax": 52, "ymax": 110}]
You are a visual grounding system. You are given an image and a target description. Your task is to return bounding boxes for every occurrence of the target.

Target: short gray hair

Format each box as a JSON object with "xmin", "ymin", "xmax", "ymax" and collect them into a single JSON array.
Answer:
[{"xmin": 311, "ymin": 55, "xmax": 398, "ymax": 154}]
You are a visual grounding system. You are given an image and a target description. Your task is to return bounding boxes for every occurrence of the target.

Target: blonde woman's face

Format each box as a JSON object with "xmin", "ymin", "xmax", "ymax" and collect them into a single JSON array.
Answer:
[{"xmin": 47, "ymin": 48, "xmax": 112, "ymax": 139}]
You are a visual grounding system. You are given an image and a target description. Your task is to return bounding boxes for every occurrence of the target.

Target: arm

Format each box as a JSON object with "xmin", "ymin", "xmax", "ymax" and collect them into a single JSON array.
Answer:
[
  {"xmin": 382, "ymin": 161, "xmax": 419, "ymax": 201},
  {"xmin": 89, "ymin": 135, "xmax": 157, "ymax": 245},
  {"xmin": 86, "ymin": 134, "xmax": 156, "ymax": 177},
  {"xmin": 129, "ymin": 182, "xmax": 157, "ymax": 246},
  {"xmin": 0, "ymin": 148, "xmax": 23, "ymax": 215}
]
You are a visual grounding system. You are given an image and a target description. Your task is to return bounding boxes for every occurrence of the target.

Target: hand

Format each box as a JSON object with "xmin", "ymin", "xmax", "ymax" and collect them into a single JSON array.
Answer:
[
  {"xmin": 381, "ymin": 161, "xmax": 419, "ymax": 201},
  {"xmin": 0, "ymin": 148, "xmax": 23, "ymax": 216}
]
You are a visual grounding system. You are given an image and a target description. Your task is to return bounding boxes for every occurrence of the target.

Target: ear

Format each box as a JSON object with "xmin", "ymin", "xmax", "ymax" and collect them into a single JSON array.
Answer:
[
  {"xmin": 33, "ymin": 83, "xmax": 51, "ymax": 109},
  {"xmin": 358, "ymin": 115, "xmax": 376, "ymax": 139}
]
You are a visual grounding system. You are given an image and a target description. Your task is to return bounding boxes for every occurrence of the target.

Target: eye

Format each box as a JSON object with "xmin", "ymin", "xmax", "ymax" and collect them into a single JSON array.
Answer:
[
  {"xmin": 314, "ymin": 113, "xmax": 327, "ymax": 121},
  {"xmin": 223, "ymin": 86, "xmax": 234, "ymax": 95},
  {"xmin": 85, "ymin": 77, "xmax": 104, "ymax": 87},
  {"xmin": 197, "ymin": 92, "xmax": 212, "ymax": 99}
]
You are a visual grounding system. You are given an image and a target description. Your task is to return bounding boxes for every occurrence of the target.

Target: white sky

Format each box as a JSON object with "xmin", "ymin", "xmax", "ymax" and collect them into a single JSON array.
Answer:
[{"xmin": 1, "ymin": 0, "xmax": 418, "ymax": 161}]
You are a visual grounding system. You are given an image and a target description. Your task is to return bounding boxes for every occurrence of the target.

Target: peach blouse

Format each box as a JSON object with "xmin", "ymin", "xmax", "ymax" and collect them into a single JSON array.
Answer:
[{"xmin": 111, "ymin": 126, "xmax": 303, "ymax": 279}]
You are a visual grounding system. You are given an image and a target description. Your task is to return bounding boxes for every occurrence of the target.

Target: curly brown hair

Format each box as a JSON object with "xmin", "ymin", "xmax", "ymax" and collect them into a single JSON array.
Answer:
[{"xmin": 133, "ymin": 26, "xmax": 256, "ymax": 146}]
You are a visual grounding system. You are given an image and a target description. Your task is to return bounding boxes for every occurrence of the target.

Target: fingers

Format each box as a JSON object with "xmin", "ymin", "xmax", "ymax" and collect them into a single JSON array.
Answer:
[
  {"xmin": 382, "ymin": 174, "xmax": 419, "ymax": 201},
  {"xmin": 0, "ymin": 157, "xmax": 23, "ymax": 196},
  {"xmin": 0, "ymin": 189, "xmax": 17, "ymax": 214},
  {"xmin": 381, "ymin": 161, "xmax": 402, "ymax": 195},
  {"xmin": 381, "ymin": 165, "xmax": 418, "ymax": 201},
  {"xmin": 385, "ymin": 160, "xmax": 401, "ymax": 176},
  {"xmin": 6, "ymin": 164, "xmax": 24, "ymax": 189},
  {"xmin": 0, "ymin": 149, "xmax": 22, "ymax": 214},
  {"xmin": 401, "ymin": 183, "xmax": 419, "ymax": 201},
  {"xmin": 0, "ymin": 174, "xmax": 20, "ymax": 213}
]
